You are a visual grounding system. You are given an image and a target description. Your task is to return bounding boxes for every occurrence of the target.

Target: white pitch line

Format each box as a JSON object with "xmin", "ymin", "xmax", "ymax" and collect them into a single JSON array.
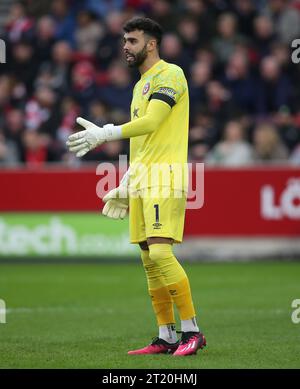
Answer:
[
  {"xmin": 4, "ymin": 306, "xmax": 115, "ymax": 314},
  {"xmin": 3, "ymin": 307, "xmax": 286, "ymax": 315}
]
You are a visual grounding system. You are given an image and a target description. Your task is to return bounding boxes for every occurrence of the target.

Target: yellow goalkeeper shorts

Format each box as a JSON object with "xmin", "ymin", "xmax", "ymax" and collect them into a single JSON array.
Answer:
[{"xmin": 129, "ymin": 187, "xmax": 187, "ymax": 244}]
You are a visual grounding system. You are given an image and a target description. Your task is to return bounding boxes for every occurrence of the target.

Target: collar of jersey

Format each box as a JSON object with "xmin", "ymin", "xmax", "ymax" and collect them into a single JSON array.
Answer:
[{"xmin": 141, "ymin": 59, "xmax": 164, "ymax": 79}]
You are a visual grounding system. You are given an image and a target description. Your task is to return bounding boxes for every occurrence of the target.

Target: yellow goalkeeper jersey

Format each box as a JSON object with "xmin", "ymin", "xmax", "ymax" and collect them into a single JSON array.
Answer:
[{"xmin": 128, "ymin": 59, "xmax": 189, "ymax": 192}]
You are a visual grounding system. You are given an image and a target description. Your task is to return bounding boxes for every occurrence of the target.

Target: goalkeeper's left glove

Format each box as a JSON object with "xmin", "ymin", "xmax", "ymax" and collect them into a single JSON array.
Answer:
[
  {"xmin": 102, "ymin": 169, "xmax": 130, "ymax": 220},
  {"xmin": 66, "ymin": 117, "xmax": 122, "ymax": 157}
]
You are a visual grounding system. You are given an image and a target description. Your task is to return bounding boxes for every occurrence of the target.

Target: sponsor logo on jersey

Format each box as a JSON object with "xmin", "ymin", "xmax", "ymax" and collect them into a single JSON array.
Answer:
[
  {"xmin": 133, "ymin": 107, "xmax": 139, "ymax": 117},
  {"xmin": 142, "ymin": 82, "xmax": 150, "ymax": 95}
]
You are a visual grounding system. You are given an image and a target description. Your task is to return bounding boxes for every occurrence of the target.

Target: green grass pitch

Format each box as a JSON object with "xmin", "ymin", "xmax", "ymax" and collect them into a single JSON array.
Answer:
[{"xmin": 0, "ymin": 261, "xmax": 299, "ymax": 369}]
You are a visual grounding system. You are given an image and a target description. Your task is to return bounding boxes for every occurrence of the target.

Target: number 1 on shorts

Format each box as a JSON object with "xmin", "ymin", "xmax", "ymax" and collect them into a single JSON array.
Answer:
[{"xmin": 154, "ymin": 204, "xmax": 159, "ymax": 223}]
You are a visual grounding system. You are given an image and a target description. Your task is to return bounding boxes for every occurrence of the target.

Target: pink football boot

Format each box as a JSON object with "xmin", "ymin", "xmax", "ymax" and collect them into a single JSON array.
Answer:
[
  {"xmin": 128, "ymin": 337, "xmax": 179, "ymax": 355},
  {"xmin": 173, "ymin": 332, "xmax": 206, "ymax": 356}
]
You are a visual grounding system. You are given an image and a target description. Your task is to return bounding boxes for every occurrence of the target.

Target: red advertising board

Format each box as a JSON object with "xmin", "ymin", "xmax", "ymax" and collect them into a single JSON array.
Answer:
[
  {"xmin": 185, "ymin": 167, "xmax": 300, "ymax": 236},
  {"xmin": 0, "ymin": 166, "xmax": 299, "ymax": 236}
]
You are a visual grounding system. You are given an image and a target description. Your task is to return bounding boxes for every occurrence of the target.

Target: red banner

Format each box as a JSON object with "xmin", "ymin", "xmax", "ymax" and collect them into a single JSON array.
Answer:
[
  {"xmin": 185, "ymin": 167, "xmax": 300, "ymax": 236},
  {"xmin": 0, "ymin": 167, "xmax": 299, "ymax": 236}
]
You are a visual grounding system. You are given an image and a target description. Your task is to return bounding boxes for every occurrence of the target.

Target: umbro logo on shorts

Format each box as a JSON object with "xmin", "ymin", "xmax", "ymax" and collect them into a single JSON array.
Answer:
[{"xmin": 152, "ymin": 222, "xmax": 162, "ymax": 229}]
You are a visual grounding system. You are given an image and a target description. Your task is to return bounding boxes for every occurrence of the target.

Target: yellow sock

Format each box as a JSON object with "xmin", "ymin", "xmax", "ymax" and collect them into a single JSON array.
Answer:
[
  {"xmin": 140, "ymin": 249, "xmax": 175, "ymax": 325},
  {"xmin": 149, "ymin": 286, "xmax": 175, "ymax": 326},
  {"xmin": 166, "ymin": 277, "xmax": 196, "ymax": 320},
  {"xmin": 148, "ymin": 244, "xmax": 196, "ymax": 320}
]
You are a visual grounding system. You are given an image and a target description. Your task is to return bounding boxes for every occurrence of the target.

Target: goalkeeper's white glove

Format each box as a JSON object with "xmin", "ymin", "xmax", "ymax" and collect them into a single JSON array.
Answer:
[
  {"xmin": 66, "ymin": 117, "xmax": 122, "ymax": 157},
  {"xmin": 102, "ymin": 170, "xmax": 130, "ymax": 219}
]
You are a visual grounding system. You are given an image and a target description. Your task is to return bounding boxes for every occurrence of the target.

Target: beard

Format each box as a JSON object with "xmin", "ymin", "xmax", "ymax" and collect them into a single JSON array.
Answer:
[{"xmin": 126, "ymin": 44, "xmax": 148, "ymax": 68}]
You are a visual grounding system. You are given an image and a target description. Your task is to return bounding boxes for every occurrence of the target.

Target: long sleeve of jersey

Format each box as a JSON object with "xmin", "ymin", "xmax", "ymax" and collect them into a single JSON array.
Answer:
[{"xmin": 121, "ymin": 99, "xmax": 171, "ymax": 139}]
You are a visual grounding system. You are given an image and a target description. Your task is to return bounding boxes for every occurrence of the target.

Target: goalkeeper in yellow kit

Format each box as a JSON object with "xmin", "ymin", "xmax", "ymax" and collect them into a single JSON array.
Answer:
[{"xmin": 66, "ymin": 17, "xmax": 206, "ymax": 356}]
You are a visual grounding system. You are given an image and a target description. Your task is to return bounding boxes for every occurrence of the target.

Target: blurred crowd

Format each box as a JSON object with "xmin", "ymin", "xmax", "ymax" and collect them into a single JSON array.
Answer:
[{"xmin": 0, "ymin": 0, "xmax": 300, "ymax": 167}]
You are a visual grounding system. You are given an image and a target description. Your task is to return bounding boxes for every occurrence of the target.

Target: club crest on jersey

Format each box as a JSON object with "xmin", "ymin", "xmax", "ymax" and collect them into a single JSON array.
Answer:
[{"xmin": 142, "ymin": 82, "xmax": 150, "ymax": 95}]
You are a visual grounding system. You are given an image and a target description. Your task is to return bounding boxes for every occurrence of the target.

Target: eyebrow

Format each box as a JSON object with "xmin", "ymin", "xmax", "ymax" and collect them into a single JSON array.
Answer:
[{"xmin": 123, "ymin": 37, "xmax": 138, "ymax": 43}]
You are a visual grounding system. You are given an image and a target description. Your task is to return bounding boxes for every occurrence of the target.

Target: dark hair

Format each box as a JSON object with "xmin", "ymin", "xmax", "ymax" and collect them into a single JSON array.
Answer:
[{"xmin": 123, "ymin": 17, "xmax": 163, "ymax": 47}]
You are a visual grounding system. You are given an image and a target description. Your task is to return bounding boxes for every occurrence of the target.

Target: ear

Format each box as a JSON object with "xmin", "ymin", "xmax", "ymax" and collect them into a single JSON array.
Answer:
[{"xmin": 147, "ymin": 38, "xmax": 157, "ymax": 52}]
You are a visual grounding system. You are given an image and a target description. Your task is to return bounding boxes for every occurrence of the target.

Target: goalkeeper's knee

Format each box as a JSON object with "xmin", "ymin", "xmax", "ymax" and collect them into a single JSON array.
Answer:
[
  {"xmin": 148, "ymin": 244, "xmax": 187, "ymax": 285},
  {"xmin": 141, "ymin": 249, "xmax": 163, "ymax": 290}
]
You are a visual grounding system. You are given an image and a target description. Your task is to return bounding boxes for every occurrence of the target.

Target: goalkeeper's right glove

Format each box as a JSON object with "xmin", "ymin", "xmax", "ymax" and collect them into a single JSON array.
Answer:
[
  {"xmin": 102, "ymin": 170, "xmax": 129, "ymax": 219},
  {"xmin": 66, "ymin": 118, "xmax": 122, "ymax": 157}
]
